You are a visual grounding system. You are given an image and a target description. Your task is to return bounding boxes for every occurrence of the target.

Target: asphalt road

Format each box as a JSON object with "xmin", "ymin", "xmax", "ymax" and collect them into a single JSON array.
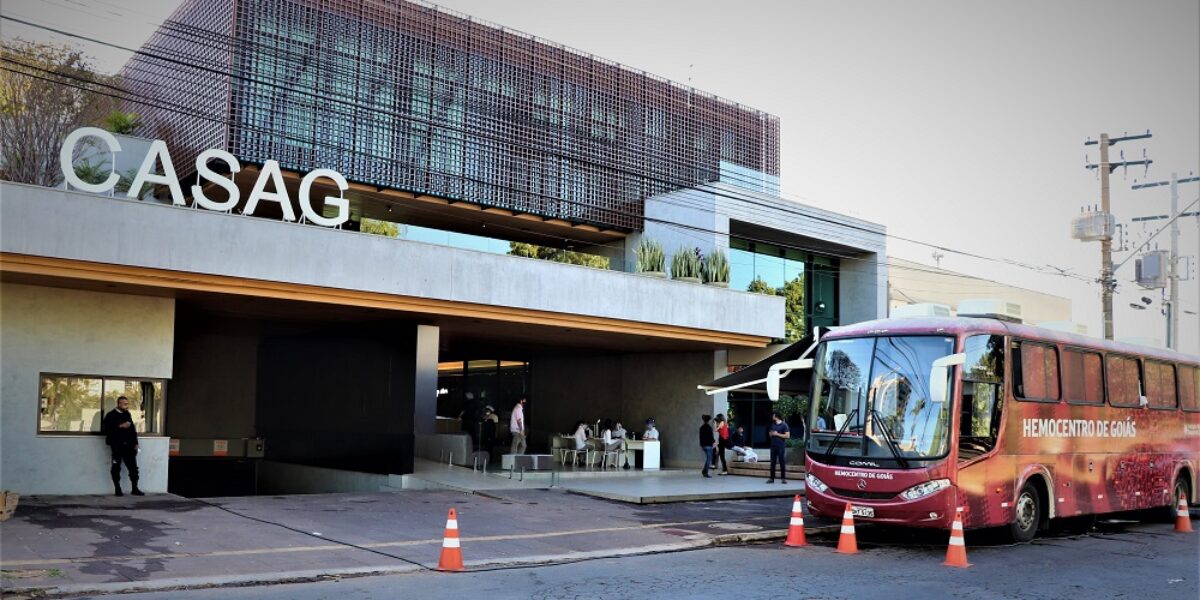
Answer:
[{"xmin": 78, "ymin": 520, "xmax": 1198, "ymax": 600}]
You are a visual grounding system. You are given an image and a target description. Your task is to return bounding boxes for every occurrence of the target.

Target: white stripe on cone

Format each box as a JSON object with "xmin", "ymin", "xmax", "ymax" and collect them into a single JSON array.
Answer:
[
  {"xmin": 447, "ymin": 519, "xmax": 458, "ymax": 529},
  {"xmin": 949, "ymin": 536, "xmax": 964, "ymax": 546},
  {"xmin": 443, "ymin": 537, "xmax": 461, "ymax": 548},
  {"xmin": 841, "ymin": 525, "xmax": 855, "ymax": 534},
  {"xmin": 952, "ymin": 521, "xmax": 963, "ymax": 531},
  {"xmin": 792, "ymin": 502, "xmax": 803, "ymax": 512},
  {"xmin": 790, "ymin": 517, "xmax": 804, "ymax": 526}
]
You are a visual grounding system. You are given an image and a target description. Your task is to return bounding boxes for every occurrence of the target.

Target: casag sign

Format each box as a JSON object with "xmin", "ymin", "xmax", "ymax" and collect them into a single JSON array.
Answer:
[{"xmin": 60, "ymin": 127, "xmax": 350, "ymax": 227}]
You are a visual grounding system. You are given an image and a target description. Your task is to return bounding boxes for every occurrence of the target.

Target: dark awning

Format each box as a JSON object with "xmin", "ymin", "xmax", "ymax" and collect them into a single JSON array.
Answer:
[{"xmin": 700, "ymin": 333, "xmax": 817, "ymax": 395}]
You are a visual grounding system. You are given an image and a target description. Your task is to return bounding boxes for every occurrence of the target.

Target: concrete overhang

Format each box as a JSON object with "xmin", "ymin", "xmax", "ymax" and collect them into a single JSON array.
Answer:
[{"xmin": 1, "ymin": 182, "xmax": 784, "ymax": 348}]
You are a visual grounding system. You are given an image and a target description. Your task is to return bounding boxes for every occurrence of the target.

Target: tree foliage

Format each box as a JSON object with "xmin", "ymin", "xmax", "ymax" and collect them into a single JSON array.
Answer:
[
  {"xmin": 360, "ymin": 217, "xmax": 400, "ymax": 238},
  {"xmin": 1, "ymin": 40, "xmax": 114, "ymax": 186},
  {"xmin": 781, "ymin": 276, "xmax": 805, "ymax": 342},
  {"xmin": 509, "ymin": 242, "xmax": 610, "ymax": 269}
]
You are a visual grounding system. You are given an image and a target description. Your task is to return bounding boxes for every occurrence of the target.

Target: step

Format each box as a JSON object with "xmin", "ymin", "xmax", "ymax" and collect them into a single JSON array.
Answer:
[{"xmin": 727, "ymin": 461, "xmax": 805, "ymax": 478}]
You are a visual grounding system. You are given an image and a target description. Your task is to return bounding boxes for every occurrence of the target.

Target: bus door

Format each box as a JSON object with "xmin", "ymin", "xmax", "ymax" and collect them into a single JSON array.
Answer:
[{"xmin": 956, "ymin": 334, "xmax": 1007, "ymax": 528}]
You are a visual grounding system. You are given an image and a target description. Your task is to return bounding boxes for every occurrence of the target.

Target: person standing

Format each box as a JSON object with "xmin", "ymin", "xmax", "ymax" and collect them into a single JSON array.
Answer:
[
  {"xmin": 766, "ymin": 411, "xmax": 790, "ymax": 484},
  {"xmin": 713, "ymin": 414, "xmax": 730, "ymax": 475},
  {"xmin": 698, "ymin": 414, "xmax": 716, "ymax": 478},
  {"xmin": 103, "ymin": 395, "xmax": 143, "ymax": 496},
  {"xmin": 509, "ymin": 397, "xmax": 527, "ymax": 454}
]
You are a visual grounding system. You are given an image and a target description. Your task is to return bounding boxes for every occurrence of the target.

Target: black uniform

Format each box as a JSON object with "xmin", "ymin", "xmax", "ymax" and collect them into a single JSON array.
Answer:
[{"xmin": 103, "ymin": 408, "xmax": 140, "ymax": 494}]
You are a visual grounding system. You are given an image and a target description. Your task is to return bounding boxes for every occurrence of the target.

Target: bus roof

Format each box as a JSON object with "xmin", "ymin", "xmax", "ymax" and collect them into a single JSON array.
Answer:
[{"xmin": 824, "ymin": 316, "xmax": 1200, "ymax": 366}]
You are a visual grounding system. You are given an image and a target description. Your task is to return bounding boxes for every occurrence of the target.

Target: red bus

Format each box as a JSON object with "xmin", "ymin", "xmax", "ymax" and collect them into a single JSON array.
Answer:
[{"xmin": 798, "ymin": 313, "xmax": 1199, "ymax": 542}]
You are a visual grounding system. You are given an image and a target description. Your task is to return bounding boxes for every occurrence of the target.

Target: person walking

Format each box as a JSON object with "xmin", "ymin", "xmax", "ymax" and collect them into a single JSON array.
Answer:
[
  {"xmin": 509, "ymin": 397, "xmax": 527, "ymax": 455},
  {"xmin": 103, "ymin": 395, "xmax": 143, "ymax": 496},
  {"xmin": 713, "ymin": 414, "xmax": 730, "ymax": 475},
  {"xmin": 766, "ymin": 411, "xmax": 790, "ymax": 484},
  {"xmin": 698, "ymin": 414, "xmax": 716, "ymax": 478}
]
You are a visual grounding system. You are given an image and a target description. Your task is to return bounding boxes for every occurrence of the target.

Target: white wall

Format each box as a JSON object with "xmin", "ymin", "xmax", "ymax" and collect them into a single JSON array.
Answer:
[{"xmin": 0, "ymin": 283, "xmax": 175, "ymax": 494}]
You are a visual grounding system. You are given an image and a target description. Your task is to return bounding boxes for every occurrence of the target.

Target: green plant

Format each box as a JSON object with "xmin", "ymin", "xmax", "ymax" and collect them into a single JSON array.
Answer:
[
  {"xmin": 670, "ymin": 246, "xmax": 701, "ymax": 279},
  {"xmin": 704, "ymin": 247, "xmax": 730, "ymax": 283},
  {"xmin": 113, "ymin": 168, "xmax": 153, "ymax": 200},
  {"xmin": 509, "ymin": 241, "xmax": 610, "ymax": 269},
  {"xmin": 634, "ymin": 238, "xmax": 665, "ymax": 273},
  {"xmin": 747, "ymin": 276, "xmax": 774, "ymax": 294},
  {"xmin": 100, "ymin": 110, "xmax": 141, "ymax": 135},
  {"xmin": 73, "ymin": 159, "xmax": 111, "ymax": 185}
]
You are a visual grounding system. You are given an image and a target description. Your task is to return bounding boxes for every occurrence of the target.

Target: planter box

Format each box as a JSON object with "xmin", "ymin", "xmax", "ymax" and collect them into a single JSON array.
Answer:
[
  {"xmin": 676, "ymin": 276, "xmax": 702, "ymax": 284},
  {"xmin": 706, "ymin": 281, "xmax": 729, "ymax": 288},
  {"xmin": 639, "ymin": 271, "xmax": 667, "ymax": 278},
  {"xmin": 1, "ymin": 491, "xmax": 19, "ymax": 522}
]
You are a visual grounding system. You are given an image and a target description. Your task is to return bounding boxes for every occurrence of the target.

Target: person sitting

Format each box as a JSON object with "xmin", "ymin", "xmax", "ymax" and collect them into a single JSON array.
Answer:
[
  {"xmin": 601, "ymin": 419, "xmax": 629, "ymax": 469},
  {"xmin": 613, "ymin": 420, "xmax": 627, "ymax": 440},
  {"xmin": 730, "ymin": 425, "xmax": 758, "ymax": 462},
  {"xmin": 572, "ymin": 421, "xmax": 590, "ymax": 450},
  {"xmin": 643, "ymin": 418, "xmax": 659, "ymax": 441}
]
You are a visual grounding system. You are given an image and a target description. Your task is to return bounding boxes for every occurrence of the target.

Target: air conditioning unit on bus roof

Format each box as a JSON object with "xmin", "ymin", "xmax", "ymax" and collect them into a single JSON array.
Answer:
[
  {"xmin": 956, "ymin": 299, "xmax": 1023, "ymax": 323},
  {"xmin": 1038, "ymin": 321, "xmax": 1089, "ymax": 336},
  {"xmin": 892, "ymin": 303, "xmax": 952, "ymax": 318}
]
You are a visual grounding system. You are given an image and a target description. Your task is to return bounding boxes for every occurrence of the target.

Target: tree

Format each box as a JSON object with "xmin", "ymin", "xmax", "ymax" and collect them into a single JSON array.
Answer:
[
  {"xmin": 746, "ymin": 276, "xmax": 775, "ymax": 295},
  {"xmin": 360, "ymin": 217, "xmax": 400, "ymax": 238},
  {"xmin": 0, "ymin": 40, "xmax": 113, "ymax": 186},
  {"xmin": 780, "ymin": 276, "xmax": 805, "ymax": 342},
  {"xmin": 509, "ymin": 241, "xmax": 609, "ymax": 269}
]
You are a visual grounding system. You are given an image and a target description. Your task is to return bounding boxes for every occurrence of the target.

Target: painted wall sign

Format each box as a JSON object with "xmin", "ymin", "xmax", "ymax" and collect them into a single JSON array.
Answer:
[{"xmin": 59, "ymin": 127, "xmax": 350, "ymax": 227}]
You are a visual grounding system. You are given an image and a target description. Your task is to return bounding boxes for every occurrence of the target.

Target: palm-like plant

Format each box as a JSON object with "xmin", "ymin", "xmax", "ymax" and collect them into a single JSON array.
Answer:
[
  {"xmin": 671, "ymin": 246, "xmax": 702, "ymax": 280},
  {"xmin": 100, "ymin": 110, "xmax": 141, "ymax": 135},
  {"xmin": 635, "ymin": 238, "xmax": 666, "ymax": 273},
  {"xmin": 704, "ymin": 248, "xmax": 730, "ymax": 284}
]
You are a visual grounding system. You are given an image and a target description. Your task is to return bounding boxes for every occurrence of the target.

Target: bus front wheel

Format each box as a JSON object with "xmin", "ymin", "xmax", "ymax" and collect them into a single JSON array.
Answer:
[{"xmin": 1008, "ymin": 482, "xmax": 1041, "ymax": 543}]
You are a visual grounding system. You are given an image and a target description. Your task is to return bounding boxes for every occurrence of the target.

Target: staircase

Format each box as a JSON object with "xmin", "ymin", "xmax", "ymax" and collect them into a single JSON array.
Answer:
[{"xmin": 725, "ymin": 455, "xmax": 806, "ymax": 479}]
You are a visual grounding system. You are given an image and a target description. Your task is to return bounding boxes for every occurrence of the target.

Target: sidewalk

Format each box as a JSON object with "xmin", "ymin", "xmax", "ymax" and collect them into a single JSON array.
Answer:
[{"xmin": 1, "ymin": 489, "xmax": 836, "ymax": 597}]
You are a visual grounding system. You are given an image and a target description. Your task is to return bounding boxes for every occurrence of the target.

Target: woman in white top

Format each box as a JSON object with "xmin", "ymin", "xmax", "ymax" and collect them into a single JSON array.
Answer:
[
  {"xmin": 601, "ymin": 419, "xmax": 629, "ymax": 468},
  {"xmin": 572, "ymin": 421, "xmax": 589, "ymax": 450}
]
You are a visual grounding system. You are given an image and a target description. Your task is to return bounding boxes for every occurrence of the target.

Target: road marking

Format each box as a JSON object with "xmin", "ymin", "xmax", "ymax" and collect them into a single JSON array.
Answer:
[{"xmin": 0, "ymin": 515, "xmax": 787, "ymax": 568}]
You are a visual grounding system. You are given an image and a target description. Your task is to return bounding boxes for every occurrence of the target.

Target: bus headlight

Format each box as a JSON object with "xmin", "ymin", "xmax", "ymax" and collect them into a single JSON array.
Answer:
[
  {"xmin": 900, "ymin": 479, "xmax": 951, "ymax": 501},
  {"xmin": 806, "ymin": 473, "xmax": 828, "ymax": 493}
]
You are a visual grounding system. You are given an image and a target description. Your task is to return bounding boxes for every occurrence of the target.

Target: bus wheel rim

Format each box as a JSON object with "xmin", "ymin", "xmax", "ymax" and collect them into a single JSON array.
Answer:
[{"xmin": 1016, "ymin": 492, "xmax": 1037, "ymax": 531}]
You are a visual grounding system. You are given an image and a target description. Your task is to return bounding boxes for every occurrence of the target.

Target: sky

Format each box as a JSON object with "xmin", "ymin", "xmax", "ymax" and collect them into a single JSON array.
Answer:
[{"xmin": 3, "ymin": 0, "xmax": 1198, "ymax": 353}]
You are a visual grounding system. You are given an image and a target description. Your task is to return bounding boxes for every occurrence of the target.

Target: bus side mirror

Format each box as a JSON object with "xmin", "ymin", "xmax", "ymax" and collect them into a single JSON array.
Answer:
[
  {"xmin": 928, "ymin": 353, "xmax": 967, "ymax": 404},
  {"xmin": 767, "ymin": 358, "xmax": 814, "ymax": 401}
]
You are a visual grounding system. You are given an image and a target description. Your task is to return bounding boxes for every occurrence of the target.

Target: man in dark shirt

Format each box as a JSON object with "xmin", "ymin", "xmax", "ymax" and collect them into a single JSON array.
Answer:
[
  {"xmin": 698, "ymin": 414, "xmax": 716, "ymax": 478},
  {"xmin": 767, "ymin": 411, "xmax": 790, "ymax": 484},
  {"xmin": 103, "ymin": 396, "xmax": 143, "ymax": 496}
]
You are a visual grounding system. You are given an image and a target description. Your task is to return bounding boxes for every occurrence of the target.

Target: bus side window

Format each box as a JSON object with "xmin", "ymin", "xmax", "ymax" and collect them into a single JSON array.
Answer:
[
  {"xmin": 1180, "ymin": 366, "xmax": 1199, "ymax": 412},
  {"xmin": 960, "ymin": 334, "xmax": 1004, "ymax": 462},
  {"xmin": 1012, "ymin": 341, "xmax": 1059, "ymax": 402},
  {"xmin": 1106, "ymin": 355, "xmax": 1143, "ymax": 407}
]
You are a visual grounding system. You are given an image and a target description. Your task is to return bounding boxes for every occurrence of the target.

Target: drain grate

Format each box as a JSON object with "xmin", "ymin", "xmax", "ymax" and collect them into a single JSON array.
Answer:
[{"xmin": 707, "ymin": 522, "xmax": 763, "ymax": 531}]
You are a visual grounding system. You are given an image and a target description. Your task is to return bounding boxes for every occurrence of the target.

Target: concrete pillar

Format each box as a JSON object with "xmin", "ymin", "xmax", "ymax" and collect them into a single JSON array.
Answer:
[
  {"xmin": 710, "ymin": 350, "xmax": 729, "ymax": 418},
  {"xmin": 413, "ymin": 324, "xmax": 440, "ymax": 435}
]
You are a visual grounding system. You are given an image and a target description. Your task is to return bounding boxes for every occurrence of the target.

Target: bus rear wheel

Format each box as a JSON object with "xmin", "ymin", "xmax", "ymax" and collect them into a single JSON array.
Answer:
[
  {"xmin": 1008, "ymin": 482, "xmax": 1041, "ymax": 543},
  {"xmin": 1163, "ymin": 476, "xmax": 1191, "ymax": 522}
]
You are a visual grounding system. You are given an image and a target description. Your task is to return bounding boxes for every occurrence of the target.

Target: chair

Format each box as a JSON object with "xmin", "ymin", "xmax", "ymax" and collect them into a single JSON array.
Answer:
[
  {"xmin": 561, "ymin": 442, "xmax": 586, "ymax": 467},
  {"xmin": 600, "ymin": 442, "xmax": 621, "ymax": 469}
]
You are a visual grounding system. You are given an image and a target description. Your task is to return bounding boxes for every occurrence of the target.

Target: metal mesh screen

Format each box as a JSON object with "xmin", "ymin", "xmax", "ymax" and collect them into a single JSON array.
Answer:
[{"xmin": 122, "ymin": 0, "xmax": 780, "ymax": 232}]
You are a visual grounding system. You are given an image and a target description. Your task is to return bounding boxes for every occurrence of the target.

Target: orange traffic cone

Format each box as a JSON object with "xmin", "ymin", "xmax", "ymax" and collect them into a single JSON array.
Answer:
[
  {"xmin": 785, "ymin": 494, "xmax": 807, "ymax": 547},
  {"xmin": 437, "ymin": 507, "xmax": 464, "ymax": 571},
  {"xmin": 1175, "ymin": 494, "xmax": 1193, "ymax": 533},
  {"xmin": 836, "ymin": 502, "xmax": 858, "ymax": 554},
  {"xmin": 943, "ymin": 507, "xmax": 971, "ymax": 568}
]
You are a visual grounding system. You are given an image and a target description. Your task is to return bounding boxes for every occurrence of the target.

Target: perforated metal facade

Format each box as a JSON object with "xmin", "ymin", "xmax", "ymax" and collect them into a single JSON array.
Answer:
[{"xmin": 121, "ymin": 0, "xmax": 780, "ymax": 232}]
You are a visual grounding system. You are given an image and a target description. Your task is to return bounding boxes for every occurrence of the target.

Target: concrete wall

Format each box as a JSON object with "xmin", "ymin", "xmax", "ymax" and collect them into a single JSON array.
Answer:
[
  {"xmin": 887, "ymin": 257, "xmax": 1073, "ymax": 326},
  {"xmin": 0, "ymin": 182, "xmax": 782, "ymax": 340},
  {"xmin": 0, "ymin": 283, "xmax": 174, "ymax": 494},
  {"xmin": 530, "ymin": 351, "xmax": 725, "ymax": 468}
]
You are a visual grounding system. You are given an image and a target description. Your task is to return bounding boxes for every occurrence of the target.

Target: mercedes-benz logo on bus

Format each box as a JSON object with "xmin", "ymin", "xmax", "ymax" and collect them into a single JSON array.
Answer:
[{"xmin": 857, "ymin": 479, "xmax": 868, "ymax": 490}]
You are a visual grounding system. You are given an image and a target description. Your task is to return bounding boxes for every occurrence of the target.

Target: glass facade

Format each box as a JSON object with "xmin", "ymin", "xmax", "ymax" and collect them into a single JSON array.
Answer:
[
  {"xmin": 121, "ymin": 0, "xmax": 781, "ymax": 233},
  {"xmin": 729, "ymin": 238, "xmax": 840, "ymax": 330}
]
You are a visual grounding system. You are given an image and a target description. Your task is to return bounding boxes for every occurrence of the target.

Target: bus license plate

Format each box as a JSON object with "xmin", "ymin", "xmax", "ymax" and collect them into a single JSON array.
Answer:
[{"xmin": 851, "ymin": 506, "xmax": 875, "ymax": 518}]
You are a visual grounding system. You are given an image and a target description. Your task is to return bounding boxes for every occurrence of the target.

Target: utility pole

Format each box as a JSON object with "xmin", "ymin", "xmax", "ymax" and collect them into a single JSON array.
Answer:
[
  {"xmin": 1083, "ymin": 131, "xmax": 1152, "ymax": 340},
  {"xmin": 1131, "ymin": 171, "xmax": 1200, "ymax": 350}
]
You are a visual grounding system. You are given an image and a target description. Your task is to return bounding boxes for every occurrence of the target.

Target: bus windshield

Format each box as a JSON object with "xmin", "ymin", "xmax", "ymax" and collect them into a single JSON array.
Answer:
[{"xmin": 808, "ymin": 335, "xmax": 957, "ymax": 464}]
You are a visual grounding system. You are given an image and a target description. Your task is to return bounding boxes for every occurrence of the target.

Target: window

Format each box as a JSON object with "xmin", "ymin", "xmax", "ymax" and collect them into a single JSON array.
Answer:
[
  {"xmin": 959, "ymin": 334, "xmax": 1005, "ymax": 462},
  {"xmin": 39, "ymin": 374, "xmax": 165, "ymax": 434},
  {"xmin": 1062, "ymin": 349, "xmax": 1105, "ymax": 405},
  {"xmin": 1144, "ymin": 361, "xmax": 1178, "ymax": 409},
  {"xmin": 1180, "ymin": 366, "xmax": 1199, "ymax": 412},
  {"xmin": 1105, "ymin": 355, "xmax": 1142, "ymax": 407},
  {"xmin": 1012, "ymin": 341, "xmax": 1059, "ymax": 402}
]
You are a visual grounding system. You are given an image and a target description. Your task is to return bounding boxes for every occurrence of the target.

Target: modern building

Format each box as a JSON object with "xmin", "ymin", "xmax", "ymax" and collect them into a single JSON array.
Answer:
[{"xmin": 0, "ymin": 0, "xmax": 886, "ymax": 495}]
